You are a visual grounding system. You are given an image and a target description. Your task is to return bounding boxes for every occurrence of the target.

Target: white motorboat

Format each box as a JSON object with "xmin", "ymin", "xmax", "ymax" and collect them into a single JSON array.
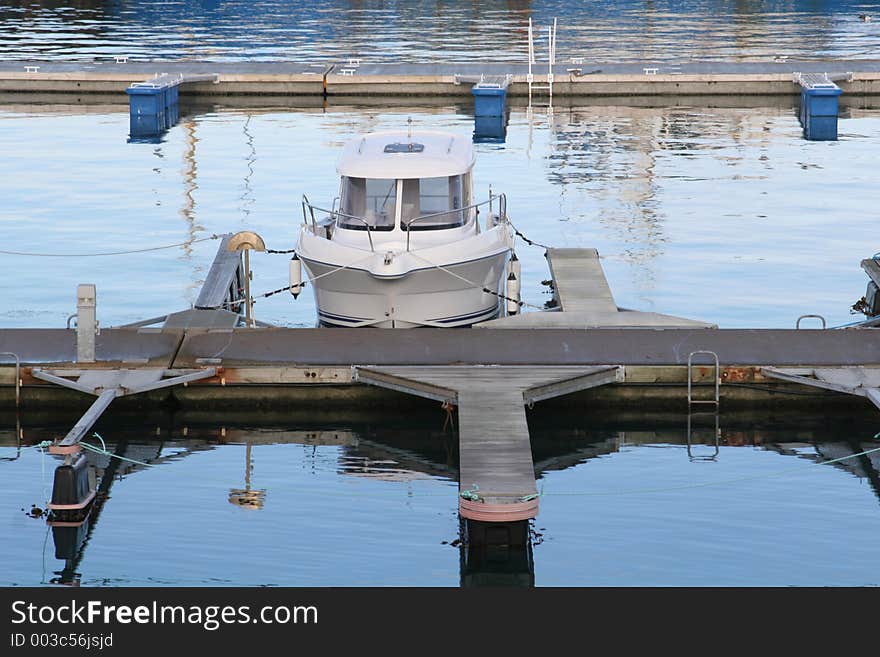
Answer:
[{"xmin": 293, "ymin": 129, "xmax": 517, "ymax": 328}]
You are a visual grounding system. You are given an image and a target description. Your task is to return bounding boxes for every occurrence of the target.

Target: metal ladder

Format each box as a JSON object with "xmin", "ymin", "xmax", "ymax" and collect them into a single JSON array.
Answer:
[
  {"xmin": 686, "ymin": 350, "xmax": 721, "ymax": 461},
  {"xmin": 527, "ymin": 17, "xmax": 557, "ymax": 114}
]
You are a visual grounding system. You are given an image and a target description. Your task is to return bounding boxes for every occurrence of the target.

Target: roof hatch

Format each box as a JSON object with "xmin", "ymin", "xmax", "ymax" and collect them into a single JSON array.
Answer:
[{"xmin": 383, "ymin": 142, "xmax": 425, "ymax": 153}]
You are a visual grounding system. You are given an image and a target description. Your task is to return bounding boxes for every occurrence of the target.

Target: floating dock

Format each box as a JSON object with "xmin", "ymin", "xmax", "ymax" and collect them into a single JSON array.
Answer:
[{"xmin": 2, "ymin": 60, "xmax": 880, "ymax": 98}]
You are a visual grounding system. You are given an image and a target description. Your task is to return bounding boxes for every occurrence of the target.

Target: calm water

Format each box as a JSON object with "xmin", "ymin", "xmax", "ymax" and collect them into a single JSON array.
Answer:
[
  {"xmin": 1, "ymin": 100, "xmax": 877, "ymax": 329},
  {"xmin": 3, "ymin": 1, "xmax": 880, "ymax": 589},
  {"xmin": 2, "ymin": 409, "xmax": 879, "ymax": 586},
  {"xmin": 2, "ymin": 1, "xmax": 880, "ymax": 63}
]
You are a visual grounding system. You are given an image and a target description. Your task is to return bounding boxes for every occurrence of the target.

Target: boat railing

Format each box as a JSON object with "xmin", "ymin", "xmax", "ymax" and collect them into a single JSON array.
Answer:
[
  {"xmin": 404, "ymin": 195, "xmax": 506, "ymax": 251},
  {"xmin": 303, "ymin": 193, "xmax": 508, "ymax": 253},
  {"xmin": 302, "ymin": 195, "xmax": 375, "ymax": 252},
  {"xmin": 488, "ymin": 191, "xmax": 508, "ymax": 224}
]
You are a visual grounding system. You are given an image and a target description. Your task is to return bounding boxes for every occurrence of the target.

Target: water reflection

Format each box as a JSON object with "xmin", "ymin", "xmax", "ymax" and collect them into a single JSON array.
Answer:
[
  {"xmin": 2, "ymin": 99, "xmax": 878, "ymax": 329},
  {"xmin": 2, "ymin": 1, "xmax": 879, "ymax": 63},
  {"xmin": 2, "ymin": 406, "xmax": 879, "ymax": 586},
  {"xmin": 228, "ymin": 442, "xmax": 266, "ymax": 510}
]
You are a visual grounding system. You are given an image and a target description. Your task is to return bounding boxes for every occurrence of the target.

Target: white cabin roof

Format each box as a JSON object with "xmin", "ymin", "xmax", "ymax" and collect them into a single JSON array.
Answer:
[{"xmin": 336, "ymin": 130, "xmax": 475, "ymax": 179}]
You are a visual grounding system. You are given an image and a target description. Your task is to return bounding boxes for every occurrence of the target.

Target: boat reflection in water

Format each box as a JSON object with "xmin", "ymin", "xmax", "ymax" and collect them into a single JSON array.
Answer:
[{"xmin": 6, "ymin": 407, "xmax": 880, "ymax": 587}]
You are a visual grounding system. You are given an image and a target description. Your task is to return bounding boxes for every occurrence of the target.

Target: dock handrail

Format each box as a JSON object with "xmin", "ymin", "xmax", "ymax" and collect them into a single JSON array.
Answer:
[
  {"xmin": 796, "ymin": 314, "xmax": 826, "ymax": 329},
  {"xmin": 0, "ymin": 352, "xmax": 20, "ymax": 409}
]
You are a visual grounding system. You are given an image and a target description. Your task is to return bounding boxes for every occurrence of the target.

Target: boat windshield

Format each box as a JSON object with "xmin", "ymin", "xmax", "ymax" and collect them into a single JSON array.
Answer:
[
  {"xmin": 338, "ymin": 177, "xmax": 397, "ymax": 231},
  {"xmin": 401, "ymin": 175, "xmax": 466, "ymax": 231}
]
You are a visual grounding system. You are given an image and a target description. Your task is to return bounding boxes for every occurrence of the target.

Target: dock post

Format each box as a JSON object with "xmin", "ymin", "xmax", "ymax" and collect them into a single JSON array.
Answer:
[
  {"xmin": 75, "ymin": 284, "xmax": 97, "ymax": 363},
  {"xmin": 226, "ymin": 231, "xmax": 267, "ymax": 328}
]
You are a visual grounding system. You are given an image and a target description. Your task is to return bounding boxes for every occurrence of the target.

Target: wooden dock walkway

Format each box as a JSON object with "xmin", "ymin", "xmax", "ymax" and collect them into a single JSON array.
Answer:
[{"xmin": 355, "ymin": 365, "xmax": 622, "ymax": 521}]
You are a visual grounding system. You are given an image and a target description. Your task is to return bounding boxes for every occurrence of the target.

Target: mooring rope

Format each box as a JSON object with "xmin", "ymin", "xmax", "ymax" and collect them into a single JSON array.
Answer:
[
  {"xmin": 221, "ymin": 252, "xmax": 377, "ymax": 308},
  {"xmin": 1, "ymin": 234, "xmax": 223, "ymax": 257},
  {"xmin": 460, "ymin": 484, "xmax": 481, "ymax": 501},
  {"xmin": 37, "ymin": 440, "xmax": 50, "ymax": 507},
  {"xmin": 408, "ymin": 251, "xmax": 545, "ymax": 311},
  {"xmin": 506, "ymin": 217, "xmax": 554, "ymax": 251},
  {"xmin": 79, "ymin": 441, "xmax": 154, "ymax": 468}
]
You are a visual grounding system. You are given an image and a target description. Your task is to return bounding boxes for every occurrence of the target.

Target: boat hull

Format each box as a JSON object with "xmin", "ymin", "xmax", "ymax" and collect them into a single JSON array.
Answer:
[{"xmin": 300, "ymin": 250, "xmax": 509, "ymax": 328}]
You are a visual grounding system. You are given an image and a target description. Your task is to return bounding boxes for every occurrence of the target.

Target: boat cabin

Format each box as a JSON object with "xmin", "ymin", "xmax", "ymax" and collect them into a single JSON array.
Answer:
[{"xmin": 335, "ymin": 131, "xmax": 476, "ymax": 234}]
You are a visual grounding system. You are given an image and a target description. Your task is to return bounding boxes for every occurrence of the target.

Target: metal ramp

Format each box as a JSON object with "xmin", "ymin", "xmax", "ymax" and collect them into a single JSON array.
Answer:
[
  {"xmin": 354, "ymin": 365, "xmax": 623, "ymax": 522},
  {"xmin": 761, "ymin": 366, "xmax": 880, "ymax": 411},
  {"xmin": 115, "ymin": 232, "xmax": 274, "ymax": 330},
  {"xmin": 478, "ymin": 248, "xmax": 716, "ymax": 329}
]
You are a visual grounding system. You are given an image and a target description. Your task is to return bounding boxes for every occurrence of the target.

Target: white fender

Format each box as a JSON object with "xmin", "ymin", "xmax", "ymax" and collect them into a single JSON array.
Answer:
[
  {"xmin": 289, "ymin": 254, "xmax": 302, "ymax": 298},
  {"xmin": 506, "ymin": 271, "xmax": 520, "ymax": 316}
]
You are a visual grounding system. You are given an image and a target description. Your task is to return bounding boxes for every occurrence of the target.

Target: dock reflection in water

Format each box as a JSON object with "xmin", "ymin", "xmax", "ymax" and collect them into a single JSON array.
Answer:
[{"xmin": 2, "ymin": 406, "xmax": 880, "ymax": 586}]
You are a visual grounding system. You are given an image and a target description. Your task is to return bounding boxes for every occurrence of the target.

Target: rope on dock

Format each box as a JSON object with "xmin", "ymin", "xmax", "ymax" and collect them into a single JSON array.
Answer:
[
  {"xmin": 460, "ymin": 484, "xmax": 482, "ymax": 501},
  {"xmin": 0, "ymin": 234, "xmax": 223, "ymax": 257}
]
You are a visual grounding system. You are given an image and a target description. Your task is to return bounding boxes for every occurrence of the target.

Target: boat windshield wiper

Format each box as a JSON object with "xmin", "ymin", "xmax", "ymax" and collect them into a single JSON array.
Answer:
[{"xmin": 379, "ymin": 180, "xmax": 396, "ymax": 212}]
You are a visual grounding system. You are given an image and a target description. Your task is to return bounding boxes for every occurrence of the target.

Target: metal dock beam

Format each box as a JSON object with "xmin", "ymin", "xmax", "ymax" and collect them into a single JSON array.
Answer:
[
  {"xmin": 355, "ymin": 365, "xmax": 622, "ymax": 522},
  {"xmin": 31, "ymin": 367, "xmax": 216, "ymax": 514},
  {"xmin": 762, "ymin": 366, "xmax": 880, "ymax": 412}
]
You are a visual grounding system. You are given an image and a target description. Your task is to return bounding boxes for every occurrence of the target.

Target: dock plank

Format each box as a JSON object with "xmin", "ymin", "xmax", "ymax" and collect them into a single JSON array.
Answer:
[
  {"xmin": 169, "ymin": 328, "xmax": 880, "ymax": 367},
  {"xmin": 458, "ymin": 392, "xmax": 536, "ymax": 499}
]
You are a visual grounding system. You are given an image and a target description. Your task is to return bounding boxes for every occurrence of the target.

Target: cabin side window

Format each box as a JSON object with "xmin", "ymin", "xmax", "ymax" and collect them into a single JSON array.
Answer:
[
  {"xmin": 338, "ymin": 177, "xmax": 397, "ymax": 231},
  {"xmin": 462, "ymin": 172, "xmax": 472, "ymax": 211},
  {"xmin": 400, "ymin": 175, "xmax": 465, "ymax": 230}
]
